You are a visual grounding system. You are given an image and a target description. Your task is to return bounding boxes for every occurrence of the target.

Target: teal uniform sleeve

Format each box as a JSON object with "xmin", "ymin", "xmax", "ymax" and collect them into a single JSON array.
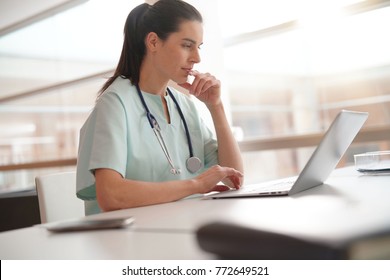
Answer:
[
  {"xmin": 76, "ymin": 92, "xmax": 128, "ymax": 200},
  {"xmin": 201, "ymin": 119, "xmax": 219, "ymax": 169}
]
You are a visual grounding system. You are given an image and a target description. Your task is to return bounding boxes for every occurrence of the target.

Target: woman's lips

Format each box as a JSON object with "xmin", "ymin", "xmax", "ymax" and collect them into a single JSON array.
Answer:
[
  {"xmin": 183, "ymin": 68, "xmax": 193, "ymax": 74},
  {"xmin": 182, "ymin": 68, "xmax": 195, "ymax": 83}
]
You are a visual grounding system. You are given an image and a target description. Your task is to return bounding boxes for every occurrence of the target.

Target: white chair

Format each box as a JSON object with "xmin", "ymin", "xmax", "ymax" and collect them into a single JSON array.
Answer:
[{"xmin": 35, "ymin": 171, "xmax": 85, "ymax": 223}]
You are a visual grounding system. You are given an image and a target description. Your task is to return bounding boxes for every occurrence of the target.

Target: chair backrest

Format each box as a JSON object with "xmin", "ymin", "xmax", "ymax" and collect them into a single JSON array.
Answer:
[{"xmin": 35, "ymin": 171, "xmax": 85, "ymax": 223}]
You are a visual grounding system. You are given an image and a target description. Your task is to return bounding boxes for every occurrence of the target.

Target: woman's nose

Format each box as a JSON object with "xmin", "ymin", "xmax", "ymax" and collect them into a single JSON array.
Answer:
[{"xmin": 191, "ymin": 49, "xmax": 201, "ymax": 63}]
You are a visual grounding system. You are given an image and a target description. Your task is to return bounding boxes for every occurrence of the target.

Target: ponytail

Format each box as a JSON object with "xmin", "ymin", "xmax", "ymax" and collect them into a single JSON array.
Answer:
[{"xmin": 98, "ymin": 0, "xmax": 202, "ymax": 96}]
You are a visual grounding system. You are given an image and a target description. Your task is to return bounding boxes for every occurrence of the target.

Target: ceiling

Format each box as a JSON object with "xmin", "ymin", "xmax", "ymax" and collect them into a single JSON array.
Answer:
[
  {"xmin": 1, "ymin": 0, "xmax": 390, "ymax": 102},
  {"xmin": 0, "ymin": 0, "xmax": 88, "ymax": 36}
]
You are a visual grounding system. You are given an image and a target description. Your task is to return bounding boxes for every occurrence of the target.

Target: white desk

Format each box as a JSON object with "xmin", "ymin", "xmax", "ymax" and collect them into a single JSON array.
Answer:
[
  {"xmin": 1, "ymin": 166, "xmax": 389, "ymax": 259},
  {"xmin": 0, "ymin": 226, "xmax": 212, "ymax": 259}
]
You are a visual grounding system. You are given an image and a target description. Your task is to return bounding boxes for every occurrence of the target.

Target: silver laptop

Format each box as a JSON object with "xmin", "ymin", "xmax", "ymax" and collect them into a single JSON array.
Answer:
[{"xmin": 207, "ymin": 110, "xmax": 368, "ymax": 199}]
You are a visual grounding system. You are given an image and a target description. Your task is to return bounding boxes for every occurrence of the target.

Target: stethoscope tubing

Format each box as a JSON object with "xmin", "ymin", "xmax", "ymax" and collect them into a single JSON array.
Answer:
[
  {"xmin": 151, "ymin": 118, "xmax": 179, "ymax": 173},
  {"xmin": 135, "ymin": 84, "xmax": 199, "ymax": 174}
]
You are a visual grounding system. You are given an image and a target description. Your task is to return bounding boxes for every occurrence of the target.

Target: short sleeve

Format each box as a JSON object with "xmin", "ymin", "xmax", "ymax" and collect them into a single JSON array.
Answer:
[
  {"xmin": 201, "ymin": 119, "xmax": 219, "ymax": 168},
  {"xmin": 76, "ymin": 92, "xmax": 128, "ymax": 200}
]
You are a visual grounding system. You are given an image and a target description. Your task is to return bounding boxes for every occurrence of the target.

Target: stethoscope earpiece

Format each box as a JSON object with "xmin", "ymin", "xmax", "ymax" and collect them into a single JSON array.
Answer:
[
  {"xmin": 136, "ymin": 85, "xmax": 202, "ymax": 174},
  {"xmin": 171, "ymin": 168, "xmax": 181, "ymax": 175}
]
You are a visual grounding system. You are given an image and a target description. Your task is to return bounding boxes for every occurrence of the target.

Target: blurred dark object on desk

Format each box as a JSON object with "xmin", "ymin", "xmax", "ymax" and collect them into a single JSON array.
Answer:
[
  {"xmin": 0, "ymin": 188, "xmax": 41, "ymax": 232},
  {"xmin": 197, "ymin": 222, "xmax": 390, "ymax": 260}
]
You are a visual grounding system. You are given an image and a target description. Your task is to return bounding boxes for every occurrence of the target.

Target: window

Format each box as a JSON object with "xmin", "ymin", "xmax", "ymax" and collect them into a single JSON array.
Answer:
[
  {"xmin": 1, "ymin": 0, "xmax": 389, "ymax": 190},
  {"xmin": 0, "ymin": 0, "xmax": 142, "ymax": 190},
  {"xmin": 219, "ymin": 0, "xmax": 390, "ymax": 182}
]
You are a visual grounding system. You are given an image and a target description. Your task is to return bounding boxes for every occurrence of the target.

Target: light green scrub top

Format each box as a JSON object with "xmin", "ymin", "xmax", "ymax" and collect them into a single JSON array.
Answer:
[{"xmin": 76, "ymin": 77, "xmax": 218, "ymax": 215}]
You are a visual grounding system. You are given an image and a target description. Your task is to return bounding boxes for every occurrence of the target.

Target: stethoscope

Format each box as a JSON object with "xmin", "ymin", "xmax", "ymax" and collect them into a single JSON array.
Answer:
[{"xmin": 136, "ymin": 85, "xmax": 202, "ymax": 175}]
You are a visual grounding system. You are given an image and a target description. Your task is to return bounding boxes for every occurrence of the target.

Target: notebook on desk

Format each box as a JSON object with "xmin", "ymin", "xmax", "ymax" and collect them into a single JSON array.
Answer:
[{"xmin": 207, "ymin": 110, "xmax": 369, "ymax": 199}]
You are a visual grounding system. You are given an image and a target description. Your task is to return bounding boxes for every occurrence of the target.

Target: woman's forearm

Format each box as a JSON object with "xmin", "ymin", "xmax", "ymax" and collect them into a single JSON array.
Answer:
[
  {"xmin": 207, "ymin": 102, "xmax": 244, "ymax": 184},
  {"xmin": 95, "ymin": 165, "xmax": 243, "ymax": 211},
  {"xmin": 95, "ymin": 169, "xmax": 198, "ymax": 211}
]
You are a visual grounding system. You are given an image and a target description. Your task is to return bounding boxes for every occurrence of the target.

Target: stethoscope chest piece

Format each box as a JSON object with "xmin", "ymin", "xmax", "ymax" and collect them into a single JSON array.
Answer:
[
  {"xmin": 186, "ymin": 156, "xmax": 202, "ymax": 173},
  {"xmin": 136, "ymin": 84, "xmax": 202, "ymax": 175}
]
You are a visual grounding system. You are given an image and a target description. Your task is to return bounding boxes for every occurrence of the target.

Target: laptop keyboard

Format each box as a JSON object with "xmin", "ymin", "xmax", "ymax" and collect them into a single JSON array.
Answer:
[{"xmin": 243, "ymin": 179, "xmax": 295, "ymax": 194}]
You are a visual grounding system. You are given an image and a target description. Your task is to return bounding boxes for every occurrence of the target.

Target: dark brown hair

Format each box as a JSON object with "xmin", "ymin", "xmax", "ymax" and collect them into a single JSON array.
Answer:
[{"xmin": 99, "ymin": 0, "xmax": 203, "ymax": 95}]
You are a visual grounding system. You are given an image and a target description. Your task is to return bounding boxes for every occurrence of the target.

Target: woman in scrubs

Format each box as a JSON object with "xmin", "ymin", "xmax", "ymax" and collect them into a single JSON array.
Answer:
[{"xmin": 76, "ymin": 0, "xmax": 244, "ymax": 214}]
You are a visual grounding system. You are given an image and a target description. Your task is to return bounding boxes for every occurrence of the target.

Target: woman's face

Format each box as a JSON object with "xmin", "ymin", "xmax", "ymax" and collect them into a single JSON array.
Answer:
[{"xmin": 154, "ymin": 20, "xmax": 203, "ymax": 85}]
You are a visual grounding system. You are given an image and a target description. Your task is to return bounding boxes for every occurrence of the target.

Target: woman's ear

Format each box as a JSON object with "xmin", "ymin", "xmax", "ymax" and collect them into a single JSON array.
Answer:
[{"xmin": 145, "ymin": 32, "xmax": 160, "ymax": 52}]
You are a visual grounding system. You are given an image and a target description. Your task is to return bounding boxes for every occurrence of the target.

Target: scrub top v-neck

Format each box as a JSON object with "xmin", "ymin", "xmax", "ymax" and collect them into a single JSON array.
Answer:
[{"xmin": 76, "ymin": 76, "xmax": 218, "ymax": 214}]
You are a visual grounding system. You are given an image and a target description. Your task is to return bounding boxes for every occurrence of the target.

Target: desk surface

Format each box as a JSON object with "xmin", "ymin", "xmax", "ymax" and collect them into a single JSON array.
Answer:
[
  {"xmin": 0, "ymin": 226, "xmax": 211, "ymax": 259},
  {"xmin": 1, "ymin": 166, "xmax": 389, "ymax": 259},
  {"xmin": 98, "ymin": 167, "xmax": 390, "ymax": 242}
]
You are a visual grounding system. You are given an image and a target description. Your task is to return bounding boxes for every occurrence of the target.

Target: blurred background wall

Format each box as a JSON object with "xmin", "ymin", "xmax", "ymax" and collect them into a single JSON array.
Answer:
[{"xmin": 1, "ymin": 0, "xmax": 389, "ymax": 194}]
